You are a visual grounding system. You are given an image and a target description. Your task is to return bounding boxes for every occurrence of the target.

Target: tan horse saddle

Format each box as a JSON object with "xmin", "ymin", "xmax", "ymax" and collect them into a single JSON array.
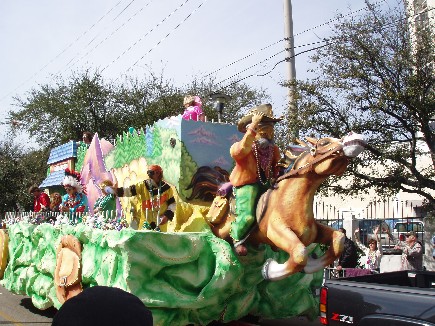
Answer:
[{"xmin": 55, "ymin": 235, "xmax": 83, "ymax": 304}]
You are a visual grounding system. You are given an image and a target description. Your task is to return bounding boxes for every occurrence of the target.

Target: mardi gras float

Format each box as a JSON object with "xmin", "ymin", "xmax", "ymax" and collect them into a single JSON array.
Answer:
[{"xmin": 0, "ymin": 108, "xmax": 366, "ymax": 325}]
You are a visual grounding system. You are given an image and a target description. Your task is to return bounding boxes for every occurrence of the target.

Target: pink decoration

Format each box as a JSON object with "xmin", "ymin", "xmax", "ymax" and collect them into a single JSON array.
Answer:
[
  {"xmin": 80, "ymin": 133, "xmax": 120, "ymax": 214},
  {"xmin": 182, "ymin": 96, "xmax": 204, "ymax": 121}
]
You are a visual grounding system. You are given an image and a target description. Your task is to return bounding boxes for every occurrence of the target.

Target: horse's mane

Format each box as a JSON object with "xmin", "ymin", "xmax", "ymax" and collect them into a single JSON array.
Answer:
[{"xmin": 186, "ymin": 166, "xmax": 230, "ymax": 202}]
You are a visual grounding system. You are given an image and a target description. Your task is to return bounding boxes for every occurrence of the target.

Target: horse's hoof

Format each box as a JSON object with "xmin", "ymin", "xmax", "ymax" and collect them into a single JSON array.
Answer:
[
  {"xmin": 234, "ymin": 244, "xmax": 248, "ymax": 256},
  {"xmin": 262, "ymin": 258, "xmax": 273, "ymax": 280}
]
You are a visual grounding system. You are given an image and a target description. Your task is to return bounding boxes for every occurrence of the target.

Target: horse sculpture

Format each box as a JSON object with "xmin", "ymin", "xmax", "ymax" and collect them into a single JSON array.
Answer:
[{"xmin": 191, "ymin": 132, "xmax": 366, "ymax": 281}]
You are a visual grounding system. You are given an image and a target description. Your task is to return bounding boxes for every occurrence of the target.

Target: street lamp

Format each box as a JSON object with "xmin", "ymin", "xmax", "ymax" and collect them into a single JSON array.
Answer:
[{"xmin": 209, "ymin": 93, "xmax": 231, "ymax": 123}]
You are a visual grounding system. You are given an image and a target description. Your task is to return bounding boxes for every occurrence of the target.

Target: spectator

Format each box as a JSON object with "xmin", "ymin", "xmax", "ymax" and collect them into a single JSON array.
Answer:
[
  {"xmin": 59, "ymin": 169, "xmax": 88, "ymax": 214},
  {"xmin": 52, "ymin": 286, "xmax": 153, "ymax": 326},
  {"xmin": 50, "ymin": 192, "xmax": 62, "ymax": 212},
  {"xmin": 182, "ymin": 95, "xmax": 205, "ymax": 121},
  {"xmin": 114, "ymin": 164, "xmax": 175, "ymax": 231},
  {"xmin": 28, "ymin": 185, "xmax": 50, "ymax": 212},
  {"xmin": 394, "ymin": 231, "xmax": 423, "ymax": 271},
  {"xmin": 336, "ymin": 228, "xmax": 358, "ymax": 271},
  {"xmin": 354, "ymin": 226, "xmax": 382, "ymax": 272}
]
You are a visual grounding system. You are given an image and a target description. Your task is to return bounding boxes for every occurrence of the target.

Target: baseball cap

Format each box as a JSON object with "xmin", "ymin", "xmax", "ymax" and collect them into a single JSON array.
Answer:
[{"xmin": 405, "ymin": 231, "xmax": 417, "ymax": 237}]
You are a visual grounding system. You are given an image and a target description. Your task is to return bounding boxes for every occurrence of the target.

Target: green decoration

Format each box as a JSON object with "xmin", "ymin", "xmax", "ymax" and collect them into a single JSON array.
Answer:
[
  {"xmin": 179, "ymin": 140, "xmax": 199, "ymax": 200},
  {"xmin": 75, "ymin": 142, "xmax": 88, "ymax": 172},
  {"xmin": 151, "ymin": 127, "xmax": 162, "ymax": 159},
  {"xmin": 1, "ymin": 223, "xmax": 322, "ymax": 324}
]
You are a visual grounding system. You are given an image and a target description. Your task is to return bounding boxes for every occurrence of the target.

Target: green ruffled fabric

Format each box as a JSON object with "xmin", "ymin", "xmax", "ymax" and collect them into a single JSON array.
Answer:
[{"xmin": 0, "ymin": 223, "xmax": 322, "ymax": 325}]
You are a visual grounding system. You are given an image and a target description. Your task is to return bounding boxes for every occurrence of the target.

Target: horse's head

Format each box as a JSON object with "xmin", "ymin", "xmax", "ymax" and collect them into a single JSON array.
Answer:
[{"xmin": 290, "ymin": 132, "xmax": 366, "ymax": 177}]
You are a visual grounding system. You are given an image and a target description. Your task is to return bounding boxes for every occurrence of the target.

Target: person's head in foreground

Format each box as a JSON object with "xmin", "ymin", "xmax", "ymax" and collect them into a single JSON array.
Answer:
[{"xmin": 52, "ymin": 286, "xmax": 153, "ymax": 326}]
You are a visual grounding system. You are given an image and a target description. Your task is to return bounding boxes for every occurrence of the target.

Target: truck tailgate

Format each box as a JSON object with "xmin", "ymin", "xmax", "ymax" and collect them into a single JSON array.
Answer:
[{"xmin": 324, "ymin": 279, "xmax": 435, "ymax": 325}]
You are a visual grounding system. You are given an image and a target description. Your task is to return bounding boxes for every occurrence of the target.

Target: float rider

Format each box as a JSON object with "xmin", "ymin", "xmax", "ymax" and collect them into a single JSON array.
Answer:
[
  {"xmin": 114, "ymin": 164, "xmax": 176, "ymax": 231},
  {"xmin": 229, "ymin": 104, "xmax": 282, "ymax": 256}
]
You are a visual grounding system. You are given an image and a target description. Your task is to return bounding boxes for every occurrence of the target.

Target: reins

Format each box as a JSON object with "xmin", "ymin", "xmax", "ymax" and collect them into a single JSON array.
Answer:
[
  {"xmin": 237, "ymin": 141, "xmax": 344, "ymax": 241},
  {"xmin": 275, "ymin": 143, "xmax": 343, "ymax": 184}
]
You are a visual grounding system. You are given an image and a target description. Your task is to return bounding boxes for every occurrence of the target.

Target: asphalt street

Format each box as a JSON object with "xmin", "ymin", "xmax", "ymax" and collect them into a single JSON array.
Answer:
[
  {"xmin": 0, "ymin": 284, "xmax": 321, "ymax": 325},
  {"xmin": 0, "ymin": 285, "xmax": 56, "ymax": 325}
]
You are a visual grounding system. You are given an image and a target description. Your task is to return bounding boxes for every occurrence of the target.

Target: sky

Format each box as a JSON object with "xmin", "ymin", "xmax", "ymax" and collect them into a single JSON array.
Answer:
[{"xmin": 0, "ymin": 0, "xmax": 397, "ymax": 148}]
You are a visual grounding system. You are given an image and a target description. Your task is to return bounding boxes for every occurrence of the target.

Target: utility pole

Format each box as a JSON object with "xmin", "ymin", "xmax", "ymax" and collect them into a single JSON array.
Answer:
[{"xmin": 283, "ymin": 0, "xmax": 298, "ymax": 140}]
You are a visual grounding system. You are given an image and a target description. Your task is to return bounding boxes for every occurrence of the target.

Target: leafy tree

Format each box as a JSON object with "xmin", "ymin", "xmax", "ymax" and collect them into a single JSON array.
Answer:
[
  {"xmin": 10, "ymin": 69, "xmax": 123, "ymax": 148},
  {"xmin": 5, "ymin": 69, "xmax": 270, "ymax": 207},
  {"xmin": 182, "ymin": 76, "xmax": 270, "ymax": 125},
  {"xmin": 9, "ymin": 70, "xmax": 269, "ymax": 148},
  {"xmin": 116, "ymin": 73, "xmax": 184, "ymax": 128},
  {"xmin": 0, "ymin": 139, "xmax": 49, "ymax": 214},
  {"xmin": 286, "ymin": 2, "xmax": 435, "ymax": 210}
]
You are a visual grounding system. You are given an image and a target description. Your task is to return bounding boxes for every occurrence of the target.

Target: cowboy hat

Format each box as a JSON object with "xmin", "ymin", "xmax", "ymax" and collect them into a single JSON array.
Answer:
[
  {"xmin": 55, "ymin": 235, "xmax": 83, "ymax": 304},
  {"xmin": 405, "ymin": 231, "xmax": 417, "ymax": 238},
  {"xmin": 237, "ymin": 103, "xmax": 282, "ymax": 133}
]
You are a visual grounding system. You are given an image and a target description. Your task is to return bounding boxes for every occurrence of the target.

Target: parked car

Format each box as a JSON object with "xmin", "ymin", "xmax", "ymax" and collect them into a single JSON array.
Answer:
[
  {"xmin": 393, "ymin": 220, "xmax": 424, "ymax": 241},
  {"xmin": 329, "ymin": 220, "xmax": 343, "ymax": 230}
]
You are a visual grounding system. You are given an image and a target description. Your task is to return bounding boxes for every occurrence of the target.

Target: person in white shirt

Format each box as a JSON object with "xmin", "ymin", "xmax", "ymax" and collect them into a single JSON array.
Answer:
[
  {"xmin": 354, "ymin": 225, "xmax": 382, "ymax": 272},
  {"xmin": 394, "ymin": 231, "xmax": 423, "ymax": 271}
]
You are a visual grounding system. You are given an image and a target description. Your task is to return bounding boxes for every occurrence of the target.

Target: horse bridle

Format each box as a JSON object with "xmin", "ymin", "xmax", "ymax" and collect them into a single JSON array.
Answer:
[
  {"xmin": 253, "ymin": 141, "xmax": 343, "ymax": 224},
  {"xmin": 254, "ymin": 141, "xmax": 344, "ymax": 224},
  {"xmin": 275, "ymin": 141, "xmax": 344, "ymax": 184}
]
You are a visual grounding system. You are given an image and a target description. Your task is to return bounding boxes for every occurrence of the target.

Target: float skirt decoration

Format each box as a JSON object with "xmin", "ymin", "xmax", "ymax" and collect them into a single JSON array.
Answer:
[{"xmin": 0, "ymin": 223, "xmax": 323, "ymax": 325}]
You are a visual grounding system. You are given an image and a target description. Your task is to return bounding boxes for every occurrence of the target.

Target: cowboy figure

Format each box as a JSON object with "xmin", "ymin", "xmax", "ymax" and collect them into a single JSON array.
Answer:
[{"xmin": 229, "ymin": 104, "xmax": 282, "ymax": 256}]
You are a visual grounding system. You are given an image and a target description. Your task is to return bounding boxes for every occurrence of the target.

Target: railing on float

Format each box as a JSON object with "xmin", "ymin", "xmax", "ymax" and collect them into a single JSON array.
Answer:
[{"xmin": 0, "ymin": 210, "xmax": 124, "ymax": 229}]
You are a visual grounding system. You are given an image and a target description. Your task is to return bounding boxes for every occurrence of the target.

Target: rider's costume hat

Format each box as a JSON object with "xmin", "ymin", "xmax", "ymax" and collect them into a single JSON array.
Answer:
[
  {"xmin": 148, "ymin": 164, "xmax": 163, "ymax": 174},
  {"xmin": 183, "ymin": 95, "xmax": 196, "ymax": 106},
  {"xmin": 62, "ymin": 169, "xmax": 83, "ymax": 194},
  {"xmin": 237, "ymin": 103, "xmax": 282, "ymax": 133}
]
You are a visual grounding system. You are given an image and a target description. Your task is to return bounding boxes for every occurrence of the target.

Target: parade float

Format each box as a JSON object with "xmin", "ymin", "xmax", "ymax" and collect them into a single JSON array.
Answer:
[{"xmin": 0, "ymin": 113, "xmax": 366, "ymax": 325}]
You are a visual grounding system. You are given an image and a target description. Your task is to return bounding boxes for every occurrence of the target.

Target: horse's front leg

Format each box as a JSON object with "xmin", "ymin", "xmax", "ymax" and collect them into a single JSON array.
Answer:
[
  {"xmin": 261, "ymin": 225, "xmax": 307, "ymax": 281},
  {"xmin": 303, "ymin": 222, "xmax": 344, "ymax": 274}
]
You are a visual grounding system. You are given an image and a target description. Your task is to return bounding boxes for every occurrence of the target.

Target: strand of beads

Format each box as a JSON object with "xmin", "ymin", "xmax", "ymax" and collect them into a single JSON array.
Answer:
[{"xmin": 253, "ymin": 141, "xmax": 273, "ymax": 185}]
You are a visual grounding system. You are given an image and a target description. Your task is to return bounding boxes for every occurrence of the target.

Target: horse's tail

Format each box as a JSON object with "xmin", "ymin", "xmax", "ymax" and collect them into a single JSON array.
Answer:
[{"xmin": 186, "ymin": 166, "xmax": 229, "ymax": 202}]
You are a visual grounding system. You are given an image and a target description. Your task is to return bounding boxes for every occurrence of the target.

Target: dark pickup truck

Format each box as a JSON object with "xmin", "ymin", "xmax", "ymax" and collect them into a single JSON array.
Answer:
[{"xmin": 320, "ymin": 270, "xmax": 435, "ymax": 325}]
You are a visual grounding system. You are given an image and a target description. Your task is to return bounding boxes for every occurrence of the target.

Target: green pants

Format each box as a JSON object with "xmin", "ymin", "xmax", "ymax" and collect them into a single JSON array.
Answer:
[{"xmin": 230, "ymin": 183, "xmax": 268, "ymax": 242}]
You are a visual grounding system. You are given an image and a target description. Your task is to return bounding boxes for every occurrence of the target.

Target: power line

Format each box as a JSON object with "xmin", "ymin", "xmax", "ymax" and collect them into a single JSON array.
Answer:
[
  {"xmin": 112, "ymin": 0, "xmax": 136, "ymax": 21},
  {"xmin": 101, "ymin": 0, "xmax": 195, "ymax": 73},
  {"xmin": 215, "ymin": 41, "xmax": 327, "ymax": 87},
  {"xmin": 76, "ymin": 0, "xmax": 138, "ymax": 58},
  {"xmin": 203, "ymin": 0, "xmax": 390, "ymax": 80},
  {"xmin": 203, "ymin": 39, "xmax": 285, "ymax": 78},
  {"xmin": 64, "ymin": 0, "xmax": 155, "ymax": 72},
  {"xmin": 220, "ymin": 44, "xmax": 327, "ymax": 89},
  {"xmin": 0, "ymin": 0, "xmax": 126, "ymax": 103},
  {"xmin": 217, "ymin": 4, "xmax": 435, "ymax": 89},
  {"xmin": 126, "ymin": 0, "xmax": 209, "ymax": 73}
]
